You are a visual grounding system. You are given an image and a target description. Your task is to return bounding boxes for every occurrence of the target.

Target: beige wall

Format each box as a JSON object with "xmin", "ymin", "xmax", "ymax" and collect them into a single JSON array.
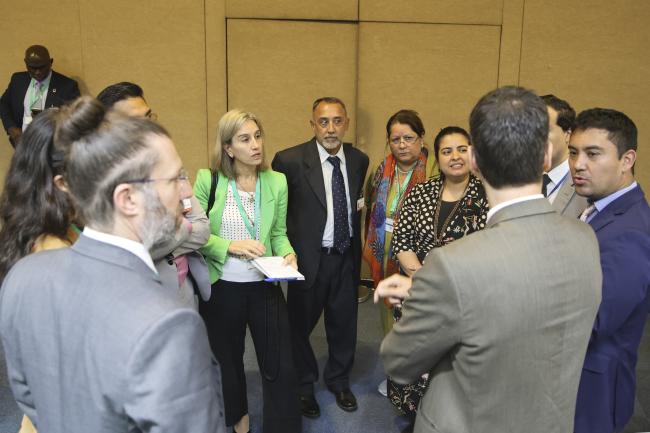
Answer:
[
  {"xmin": 0, "ymin": 0, "xmax": 225, "ymax": 184},
  {"xmin": 519, "ymin": 0, "xmax": 650, "ymax": 190},
  {"xmin": 357, "ymin": 21, "xmax": 501, "ymax": 173},
  {"xmin": 1, "ymin": 0, "xmax": 648, "ymax": 192},
  {"xmin": 226, "ymin": 19, "xmax": 358, "ymax": 160}
]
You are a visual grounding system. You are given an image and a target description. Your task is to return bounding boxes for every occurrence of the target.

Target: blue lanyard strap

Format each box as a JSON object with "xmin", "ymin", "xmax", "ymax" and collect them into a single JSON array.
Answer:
[
  {"xmin": 229, "ymin": 177, "xmax": 261, "ymax": 240},
  {"xmin": 547, "ymin": 171, "xmax": 570, "ymax": 197}
]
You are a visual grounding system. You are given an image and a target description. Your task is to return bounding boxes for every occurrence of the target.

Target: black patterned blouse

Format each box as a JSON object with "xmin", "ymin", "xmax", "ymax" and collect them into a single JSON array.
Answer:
[{"xmin": 392, "ymin": 174, "xmax": 489, "ymax": 262}]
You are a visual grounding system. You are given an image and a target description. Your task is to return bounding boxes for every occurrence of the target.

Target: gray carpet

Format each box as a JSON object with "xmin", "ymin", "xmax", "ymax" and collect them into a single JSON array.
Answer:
[{"xmin": 1, "ymin": 298, "xmax": 649, "ymax": 433}]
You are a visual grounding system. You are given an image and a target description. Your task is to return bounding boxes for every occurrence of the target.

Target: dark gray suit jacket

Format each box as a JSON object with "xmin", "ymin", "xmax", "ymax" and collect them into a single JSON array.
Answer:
[
  {"xmin": 272, "ymin": 138, "xmax": 369, "ymax": 289},
  {"xmin": 0, "ymin": 71, "xmax": 80, "ymax": 135},
  {"xmin": 381, "ymin": 198, "xmax": 602, "ymax": 433},
  {"xmin": 0, "ymin": 235, "xmax": 226, "ymax": 433}
]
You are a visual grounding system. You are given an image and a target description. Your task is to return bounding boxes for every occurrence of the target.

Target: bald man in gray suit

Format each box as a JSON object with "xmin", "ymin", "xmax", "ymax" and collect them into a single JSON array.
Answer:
[{"xmin": 376, "ymin": 87, "xmax": 601, "ymax": 433}]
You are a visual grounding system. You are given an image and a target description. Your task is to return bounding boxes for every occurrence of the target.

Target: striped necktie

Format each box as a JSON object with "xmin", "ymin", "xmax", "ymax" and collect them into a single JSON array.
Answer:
[{"xmin": 579, "ymin": 203, "xmax": 597, "ymax": 222}]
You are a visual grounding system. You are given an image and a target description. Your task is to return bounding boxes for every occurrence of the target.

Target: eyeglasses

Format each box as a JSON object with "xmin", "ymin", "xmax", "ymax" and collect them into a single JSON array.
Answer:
[
  {"xmin": 389, "ymin": 135, "xmax": 419, "ymax": 146},
  {"xmin": 127, "ymin": 169, "xmax": 189, "ymax": 185},
  {"xmin": 316, "ymin": 118, "xmax": 345, "ymax": 128}
]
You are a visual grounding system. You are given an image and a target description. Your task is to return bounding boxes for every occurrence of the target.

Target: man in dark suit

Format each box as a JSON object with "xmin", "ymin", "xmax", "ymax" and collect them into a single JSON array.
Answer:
[
  {"xmin": 541, "ymin": 94, "xmax": 588, "ymax": 217},
  {"xmin": 272, "ymin": 97, "xmax": 369, "ymax": 418},
  {"xmin": 570, "ymin": 108, "xmax": 650, "ymax": 433},
  {"xmin": 375, "ymin": 87, "xmax": 602, "ymax": 433},
  {"xmin": 0, "ymin": 45, "xmax": 80, "ymax": 147},
  {"xmin": 0, "ymin": 97, "xmax": 226, "ymax": 432}
]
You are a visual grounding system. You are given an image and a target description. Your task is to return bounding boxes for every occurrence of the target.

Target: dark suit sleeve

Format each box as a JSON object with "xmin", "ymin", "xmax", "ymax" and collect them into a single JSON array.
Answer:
[
  {"xmin": 381, "ymin": 246, "xmax": 462, "ymax": 383},
  {"xmin": 0, "ymin": 74, "xmax": 18, "ymax": 132},
  {"xmin": 271, "ymin": 151, "xmax": 285, "ymax": 174},
  {"xmin": 592, "ymin": 230, "xmax": 650, "ymax": 338},
  {"xmin": 125, "ymin": 309, "xmax": 226, "ymax": 433},
  {"xmin": 69, "ymin": 79, "xmax": 80, "ymax": 100}
]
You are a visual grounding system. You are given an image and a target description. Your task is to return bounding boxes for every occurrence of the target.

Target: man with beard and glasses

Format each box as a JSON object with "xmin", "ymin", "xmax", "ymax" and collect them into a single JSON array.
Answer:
[
  {"xmin": 97, "ymin": 81, "xmax": 212, "ymax": 309},
  {"xmin": 272, "ymin": 97, "xmax": 369, "ymax": 418},
  {"xmin": 0, "ymin": 97, "xmax": 227, "ymax": 433}
]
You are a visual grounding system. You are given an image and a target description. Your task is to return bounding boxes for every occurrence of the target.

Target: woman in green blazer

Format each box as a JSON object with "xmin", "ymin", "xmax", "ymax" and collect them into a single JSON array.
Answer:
[{"xmin": 194, "ymin": 109, "xmax": 300, "ymax": 433}]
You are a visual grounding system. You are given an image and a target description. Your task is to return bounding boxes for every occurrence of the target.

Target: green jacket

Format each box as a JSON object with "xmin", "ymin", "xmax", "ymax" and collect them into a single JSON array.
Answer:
[{"xmin": 193, "ymin": 168, "xmax": 295, "ymax": 283}]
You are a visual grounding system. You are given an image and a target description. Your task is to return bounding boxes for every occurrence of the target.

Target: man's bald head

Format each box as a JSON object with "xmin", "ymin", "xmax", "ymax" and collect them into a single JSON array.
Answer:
[{"xmin": 24, "ymin": 45, "xmax": 53, "ymax": 82}]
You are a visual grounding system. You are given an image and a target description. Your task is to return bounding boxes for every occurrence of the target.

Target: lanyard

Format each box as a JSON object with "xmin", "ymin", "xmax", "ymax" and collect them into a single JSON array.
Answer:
[
  {"xmin": 229, "ymin": 177, "xmax": 261, "ymax": 240},
  {"xmin": 28, "ymin": 80, "xmax": 46, "ymax": 110},
  {"xmin": 547, "ymin": 171, "xmax": 569, "ymax": 197},
  {"xmin": 389, "ymin": 165, "xmax": 413, "ymax": 216}
]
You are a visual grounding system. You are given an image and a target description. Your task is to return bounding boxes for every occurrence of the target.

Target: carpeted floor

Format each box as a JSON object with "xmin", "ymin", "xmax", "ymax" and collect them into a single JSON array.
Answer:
[{"xmin": 1, "ymin": 296, "xmax": 649, "ymax": 433}]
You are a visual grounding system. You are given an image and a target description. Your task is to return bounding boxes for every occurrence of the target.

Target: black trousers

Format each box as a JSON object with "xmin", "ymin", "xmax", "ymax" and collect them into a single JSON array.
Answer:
[
  {"xmin": 199, "ymin": 280, "xmax": 301, "ymax": 433},
  {"xmin": 287, "ymin": 248, "xmax": 358, "ymax": 395}
]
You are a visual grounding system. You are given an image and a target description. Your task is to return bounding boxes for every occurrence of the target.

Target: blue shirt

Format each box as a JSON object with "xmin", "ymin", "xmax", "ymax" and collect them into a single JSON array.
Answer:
[{"xmin": 586, "ymin": 181, "xmax": 638, "ymax": 223}]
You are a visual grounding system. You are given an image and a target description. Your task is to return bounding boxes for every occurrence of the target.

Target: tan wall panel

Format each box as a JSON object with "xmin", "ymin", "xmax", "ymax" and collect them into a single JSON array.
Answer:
[
  {"xmin": 227, "ymin": 19, "xmax": 358, "ymax": 158},
  {"xmin": 497, "ymin": 0, "xmax": 524, "ymax": 86},
  {"xmin": 520, "ymin": 0, "xmax": 650, "ymax": 191},
  {"xmin": 78, "ymin": 0, "xmax": 209, "ymax": 180},
  {"xmin": 206, "ymin": 0, "xmax": 228, "ymax": 167},
  {"xmin": 0, "ymin": 0, "xmax": 84, "ymax": 185},
  {"xmin": 226, "ymin": 0, "xmax": 358, "ymax": 21},
  {"xmin": 360, "ymin": 0, "xmax": 502, "ymax": 25},
  {"xmin": 357, "ymin": 22, "xmax": 500, "ymax": 175}
]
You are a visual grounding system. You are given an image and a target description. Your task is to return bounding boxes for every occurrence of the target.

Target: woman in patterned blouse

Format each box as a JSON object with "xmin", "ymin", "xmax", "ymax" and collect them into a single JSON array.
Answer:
[
  {"xmin": 388, "ymin": 126, "xmax": 489, "ymax": 432},
  {"xmin": 393, "ymin": 126, "xmax": 489, "ymax": 273}
]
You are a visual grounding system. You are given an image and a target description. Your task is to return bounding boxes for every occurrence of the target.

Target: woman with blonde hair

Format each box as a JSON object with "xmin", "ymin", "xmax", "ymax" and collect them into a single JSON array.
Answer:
[{"xmin": 194, "ymin": 109, "xmax": 300, "ymax": 433}]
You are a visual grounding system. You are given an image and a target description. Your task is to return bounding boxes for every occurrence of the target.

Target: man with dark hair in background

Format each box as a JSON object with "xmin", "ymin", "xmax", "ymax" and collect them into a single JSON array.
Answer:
[
  {"xmin": 97, "ymin": 81, "xmax": 211, "ymax": 308},
  {"xmin": 0, "ymin": 45, "xmax": 80, "ymax": 147},
  {"xmin": 0, "ymin": 97, "xmax": 226, "ymax": 433},
  {"xmin": 540, "ymin": 94, "xmax": 588, "ymax": 217},
  {"xmin": 272, "ymin": 97, "xmax": 369, "ymax": 418},
  {"xmin": 375, "ymin": 86, "xmax": 601, "ymax": 433},
  {"xmin": 570, "ymin": 108, "xmax": 650, "ymax": 433},
  {"xmin": 97, "ymin": 82, "xmax": 155, "ymax": 119}
]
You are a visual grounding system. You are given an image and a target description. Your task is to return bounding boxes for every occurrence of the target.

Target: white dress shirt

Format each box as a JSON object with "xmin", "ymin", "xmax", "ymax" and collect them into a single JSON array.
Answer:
[
  {"xmin": 545, "ymin": 159, "xmax": 571, "ymax": 203},
  {"xmin": 487, "ymin": 194, "xmax": 545, "ymax": 224},
  {"xmin": 22, "ymin": 71, "xmax": 51, "ymax": 131},
  {"xmin": 316, "ymin": 142, "xmax": 353, "ymax": 247}
]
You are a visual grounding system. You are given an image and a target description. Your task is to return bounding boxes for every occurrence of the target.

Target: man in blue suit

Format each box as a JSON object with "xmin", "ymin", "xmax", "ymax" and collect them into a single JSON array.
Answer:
[{"xmin": 569, "ymin": 108, "xmax": 650, "ymax": 433}]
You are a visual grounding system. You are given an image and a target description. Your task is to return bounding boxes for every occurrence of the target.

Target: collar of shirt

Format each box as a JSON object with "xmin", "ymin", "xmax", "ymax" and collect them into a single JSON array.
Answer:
[
  {"xmin": 593, "ymin": 181, "xmax": 638, "ymax": 213},
  {"xmin": 547, "ymin": 159, "xmax": 569, "ymax": 187},
  {"xmin": 83, "ymin": 226, "xmax": 157, "ymax": 274},
  {"xmin": 31, "ymin": 71, "xmax": 52, "ymax": 90},
  {"xmin": 316, "ymin": 141, "xmax": 346, "ymax": 166},
  {"xmin": 487, "ymin": 194, "xmax": 545, "ymax": 224}
]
